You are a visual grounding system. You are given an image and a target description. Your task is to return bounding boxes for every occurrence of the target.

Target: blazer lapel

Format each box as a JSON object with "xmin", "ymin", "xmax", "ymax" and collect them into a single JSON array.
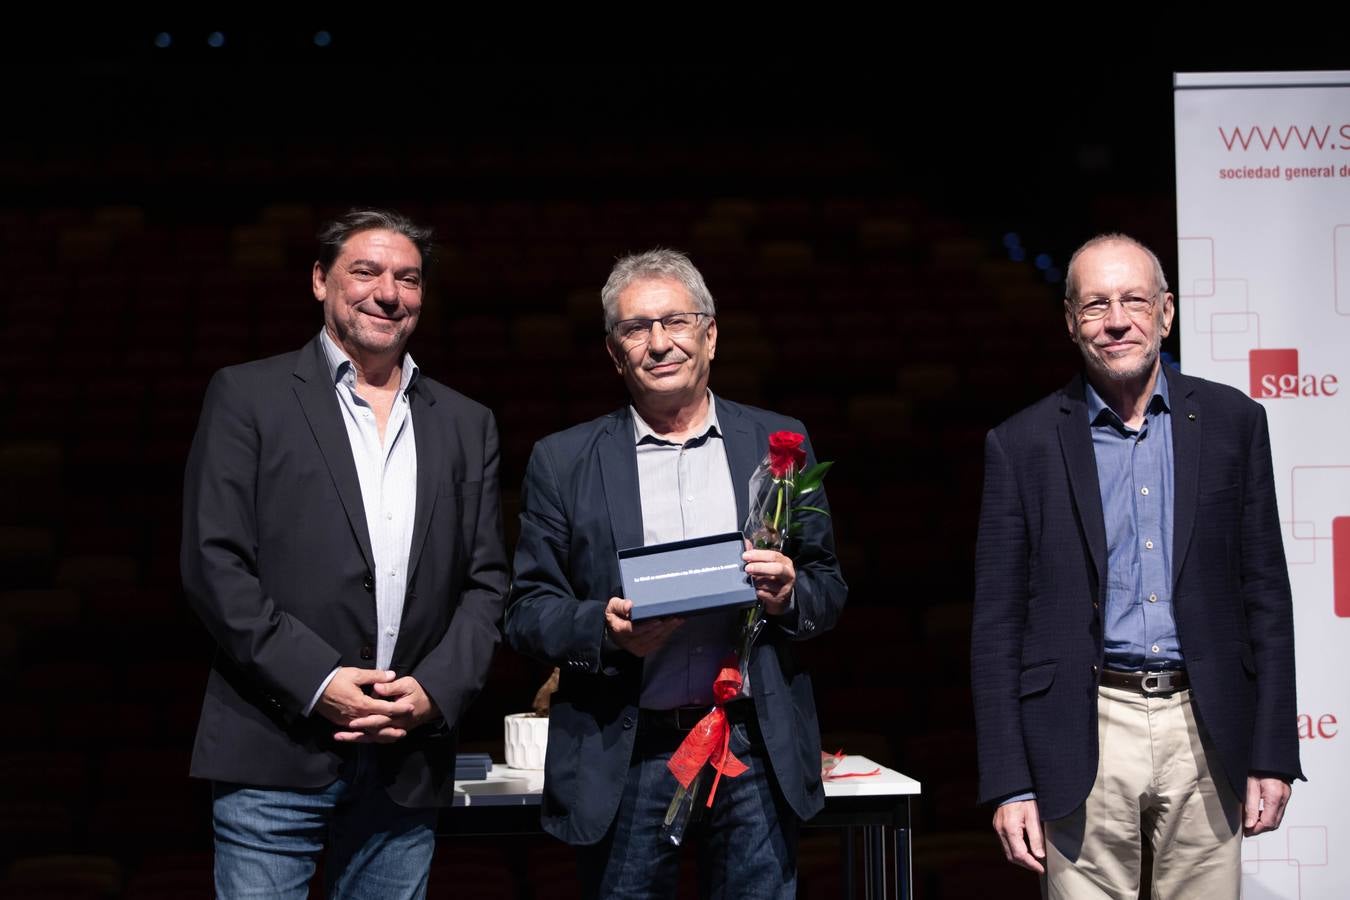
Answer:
[
  {"xmin": 1058, "ymin": 378, "xmax": 1108, "ymax": 587},
  {"xmin": 716, "ymin": 397, "xmax": 759, "ymax": 530},
  {"xmin": 405, "ymin": 380, "xmax": 439, "ymax": 585},
  {"xmin": 292, "ymin": 337, "xmax": 376, "ymax": 574},
  {"xmin": 1167, "ymin": 366, "xmax": 1201, "ymax": 591},
  {"xmin": 599, "ymin": 410, "xmax": 645, "ymax": 554}
]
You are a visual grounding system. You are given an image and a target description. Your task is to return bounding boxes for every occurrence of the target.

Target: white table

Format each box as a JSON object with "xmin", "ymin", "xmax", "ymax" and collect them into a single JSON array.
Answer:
[{"xmin": 447, "ymin": 756, "xmax": 920, "ymax": 899}]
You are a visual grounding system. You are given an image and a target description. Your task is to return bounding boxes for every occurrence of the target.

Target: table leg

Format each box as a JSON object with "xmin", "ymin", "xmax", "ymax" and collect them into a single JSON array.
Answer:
[
  {"xmin": 843, "ymin": 826, "xmax": 857, "ymax": 898},
  {"xmin": 895, "ymin": 824, "xmax": 911, "ymax": 900}
]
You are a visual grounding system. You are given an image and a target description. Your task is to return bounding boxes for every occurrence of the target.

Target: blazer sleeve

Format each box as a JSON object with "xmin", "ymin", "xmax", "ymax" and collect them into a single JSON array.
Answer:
[
  {"xmin": 503, "ymin": 439, "xmax": 609, "ymax": 673},
  {"xmin": 1240, "ymin": 405, "xmax": 1304, "ymax": 781},
  {"xmin": 769, "ymin": 425, "xmax": 847, "ymax": 641},
  {"xmin": 180, "ymin": 368, "xmax": 342, "ymax": 715},
  {"xmin": 970, "ymin": 427, "xmax": 1036, "ymax": 804},
  {"xmin": 406, "ymin": 408, "xmax": 509, "ymax": 728}
]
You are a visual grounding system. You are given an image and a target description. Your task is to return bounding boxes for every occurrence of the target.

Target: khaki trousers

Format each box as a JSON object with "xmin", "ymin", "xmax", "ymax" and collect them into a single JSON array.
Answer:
[{"xmin": 1043, "ymin": 684, "xmax": 1242, "ymax": 900}]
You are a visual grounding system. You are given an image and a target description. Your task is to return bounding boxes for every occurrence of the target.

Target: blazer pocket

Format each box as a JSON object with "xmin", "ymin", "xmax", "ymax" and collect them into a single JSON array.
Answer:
[
  {"xmin": 1019, "ymin": 661, "xmax": 1057, "ymax": 698},
  {"xmin": 442, "ymin": 479, "xmax": 483, "ymax": 499}
]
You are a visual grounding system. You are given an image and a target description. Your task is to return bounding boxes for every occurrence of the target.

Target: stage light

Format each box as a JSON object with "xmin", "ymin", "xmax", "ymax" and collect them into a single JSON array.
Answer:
[
  {"xmin": 207, "ymin": 31, "xmax": 225, "ymax": 48},
  {"xmin": 1034, "ymin": 253, "xmax": 1052, "ymax": 271},
  {"xmin": 153, "ymin": 32, "xmax": 172, "ymax": 49},
  {"xmin": 314, "ymin": 31, "xmax": 332, "ymax": 47}
]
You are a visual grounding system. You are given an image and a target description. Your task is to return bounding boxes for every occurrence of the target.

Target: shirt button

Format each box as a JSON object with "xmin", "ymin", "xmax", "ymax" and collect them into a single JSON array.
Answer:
[
  {"xmin": 1151, "ymin": 644, "xmax": 1161, "ymax": 653},
  {"xmin": 1149, "ymin": 593, "xmax": 1158, "ymax": 603},
  {"xmin": 389, "ymin": 570, "xmax": 397, "ymax": 577},
  {"xmin": 1145, "ymin": 540, "xmax": 1154, "ymax": 550},
  {"xmin": 686, "ymin": 496, "xmax": 694, "ymax": 502},
  {"xmin": 386, "ymin": 626, "xmax": 397, "ymax": 637},
  {"xmin": 1140, "ymin": 487, "xmax": 1149, "ymax": 496},
  {"xmin": 386, "ymin": 512, "xmax": 393, "ymax": 520}
]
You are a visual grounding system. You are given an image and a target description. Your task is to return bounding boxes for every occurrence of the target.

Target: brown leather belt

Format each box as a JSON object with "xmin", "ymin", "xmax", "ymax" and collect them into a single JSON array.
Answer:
[{"xmin": 1100, "ymin": 668, "xmax": 1189, "ymax": 695}]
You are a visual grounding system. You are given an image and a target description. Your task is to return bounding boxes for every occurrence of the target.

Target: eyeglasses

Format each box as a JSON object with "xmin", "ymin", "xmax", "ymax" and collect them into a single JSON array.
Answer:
[
  {"xmin": 1072, "ymin": 291, "xmax": 1160, "ymax": 322},
  {"xmin": 611, "ymin": 312, "xmax": 712, "ymax": 345}
]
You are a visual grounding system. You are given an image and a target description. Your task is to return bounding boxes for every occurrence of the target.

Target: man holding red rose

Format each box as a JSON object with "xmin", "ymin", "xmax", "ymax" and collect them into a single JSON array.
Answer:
[{"xmin": 505, "ymin": 248, "xmax": 847, "ymax": 898}]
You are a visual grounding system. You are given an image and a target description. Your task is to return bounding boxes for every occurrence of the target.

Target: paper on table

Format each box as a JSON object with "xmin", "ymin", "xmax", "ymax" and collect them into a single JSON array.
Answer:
[{"xmin": 821, "ymin": 751, "xmax": 880, "ymax": 780}]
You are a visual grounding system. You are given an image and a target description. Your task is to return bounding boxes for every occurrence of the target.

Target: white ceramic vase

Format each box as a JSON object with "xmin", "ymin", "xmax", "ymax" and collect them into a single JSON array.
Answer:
[{"xmin": 504, "ymin": 712, "xmax": 549, "ymax": 770}]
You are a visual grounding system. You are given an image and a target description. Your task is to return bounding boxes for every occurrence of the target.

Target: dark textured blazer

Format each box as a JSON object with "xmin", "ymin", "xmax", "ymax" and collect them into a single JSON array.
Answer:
[
  {"xmin": 181, "ymin": 334, "xmax": 508, "ymax": 807},
  {"xmin": 503, "ymin": 397, "xmax": 848, "ymax": 845},
  {"xmin": 971, "ymin": 365, "xmax": 1303, "ymax": 820}
]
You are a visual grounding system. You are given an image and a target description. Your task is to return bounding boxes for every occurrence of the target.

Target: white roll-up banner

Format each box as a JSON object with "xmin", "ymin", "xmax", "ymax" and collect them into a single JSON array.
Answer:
[{"xmin": 1175, "ymin": 70, "xmax": 1350, "ymax": 899}]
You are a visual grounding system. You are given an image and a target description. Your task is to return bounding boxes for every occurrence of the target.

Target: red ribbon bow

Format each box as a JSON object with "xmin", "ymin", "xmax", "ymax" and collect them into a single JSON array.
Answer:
[{"xmin": 665, "ymin": 665, "xmax": 750, "ymax": 807}]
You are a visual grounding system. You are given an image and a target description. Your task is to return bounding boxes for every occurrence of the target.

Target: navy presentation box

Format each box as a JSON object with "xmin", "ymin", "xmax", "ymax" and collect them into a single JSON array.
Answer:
[{"xmin": 618, "ymin": 532, "xmax": 757, "ymax": 621}]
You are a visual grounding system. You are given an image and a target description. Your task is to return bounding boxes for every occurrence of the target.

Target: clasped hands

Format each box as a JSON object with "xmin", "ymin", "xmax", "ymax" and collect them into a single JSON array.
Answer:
[
  {"xmin": 316, "ymin": 667, "xmax": 439, "ymax": 743},
  {"xmin": 604, "ymin": 546, "xmax": 796, "ymax": 657}
]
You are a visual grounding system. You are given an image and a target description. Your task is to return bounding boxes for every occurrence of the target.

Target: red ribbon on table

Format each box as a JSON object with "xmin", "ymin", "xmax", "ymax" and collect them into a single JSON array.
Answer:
[{"xmin": 665, "ymin": 665, "xmax": 749, "ymax": 808}]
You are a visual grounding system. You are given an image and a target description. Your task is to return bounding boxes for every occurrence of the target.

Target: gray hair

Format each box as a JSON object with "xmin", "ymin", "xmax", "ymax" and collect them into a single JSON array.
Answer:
[
  {"xmin": 316, "ymin": 208, "xmax": 434, "ymax": 276},
  {"xmin": 600, "ymin": 248, "xmax": 716, "ymax": 331},
  {"xmin": 1064, "ymin": 232, "xmax": 1169, "ymax": 302}
]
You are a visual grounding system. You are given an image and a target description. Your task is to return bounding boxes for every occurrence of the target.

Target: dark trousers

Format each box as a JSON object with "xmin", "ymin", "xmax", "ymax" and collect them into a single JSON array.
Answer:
[{"xmin": 577, "ymin": 704, "xmax": 798, "ymax": 900}]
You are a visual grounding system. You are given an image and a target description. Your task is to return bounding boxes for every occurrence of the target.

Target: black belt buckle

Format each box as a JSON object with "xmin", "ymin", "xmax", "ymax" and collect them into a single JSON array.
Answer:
[{"xmin": 674, "ymin": 706, "xmax": 708, "ymax": 730}]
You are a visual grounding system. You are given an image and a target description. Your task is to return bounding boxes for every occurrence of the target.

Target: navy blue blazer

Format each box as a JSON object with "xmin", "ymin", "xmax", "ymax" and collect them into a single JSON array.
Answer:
[
  {"xmin": 504, "ymin": 397, "xmax": 848, "ymax": 845},
  {"xmin": 181, "ymin": 335, "xmax": 509, "ymax": 807},
  {"xmin": 971, "ymin": 365, "xmax": 1303, "ymax": 820}
]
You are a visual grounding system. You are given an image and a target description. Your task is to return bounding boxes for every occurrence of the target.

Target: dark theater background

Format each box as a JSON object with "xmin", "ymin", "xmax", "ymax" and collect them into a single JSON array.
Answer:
[{"xmin": 0, "ymin": 29, "xmax": 1337, "ymax": 899}]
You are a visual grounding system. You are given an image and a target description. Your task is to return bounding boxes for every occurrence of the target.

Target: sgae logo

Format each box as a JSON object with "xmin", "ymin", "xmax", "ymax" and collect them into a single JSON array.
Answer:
[{"xmin": 1249, "ymin": 349, "xmax": 1340, "ymax": 399}]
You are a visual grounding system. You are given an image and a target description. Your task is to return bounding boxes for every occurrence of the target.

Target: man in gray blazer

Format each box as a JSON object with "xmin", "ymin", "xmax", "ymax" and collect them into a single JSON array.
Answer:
[
  {"xmin": 505, "ymin": 249, "xmax": 846, "ymax": 898},
  {"xmin": 182, "ymin": 208, "xmax": 507, "ymax": 899}
]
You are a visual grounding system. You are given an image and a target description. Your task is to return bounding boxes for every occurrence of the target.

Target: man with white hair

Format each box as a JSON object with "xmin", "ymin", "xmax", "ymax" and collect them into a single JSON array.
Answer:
[{"xmin": 972, "ymin": 232, "xmax": 1303, "ymax": 897}]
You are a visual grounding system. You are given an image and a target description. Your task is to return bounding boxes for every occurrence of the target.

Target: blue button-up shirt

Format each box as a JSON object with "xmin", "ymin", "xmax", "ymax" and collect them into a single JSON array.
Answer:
[{"xmin": 1086, "ymin": 375, "xmax": 1181, "ymax": 671}]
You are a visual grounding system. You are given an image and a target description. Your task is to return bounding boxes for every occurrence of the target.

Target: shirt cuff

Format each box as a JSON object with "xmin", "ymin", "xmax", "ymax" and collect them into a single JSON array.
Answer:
[
  {"xmin": 998, "ymin": 791, "xmax": 1036, "ymax": 806},
  {"xmin": 305, "ymin": 668, "xmax": 341, "ymax": 716}
]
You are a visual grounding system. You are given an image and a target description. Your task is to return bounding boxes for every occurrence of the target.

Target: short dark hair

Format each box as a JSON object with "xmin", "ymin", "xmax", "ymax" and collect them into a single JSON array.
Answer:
[{"xmin": 316, "ymin": 208, "xmax": 434, "ymax": 276}]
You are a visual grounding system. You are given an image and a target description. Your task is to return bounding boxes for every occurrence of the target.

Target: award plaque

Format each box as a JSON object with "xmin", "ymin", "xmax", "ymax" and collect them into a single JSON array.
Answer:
[{"xmin": 618, "ymin": 532, "xmax": 756, "ymax": 621}]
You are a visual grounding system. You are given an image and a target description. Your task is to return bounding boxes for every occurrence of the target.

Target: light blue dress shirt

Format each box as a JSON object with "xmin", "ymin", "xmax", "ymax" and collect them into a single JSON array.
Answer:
[{"xmin": 1085, "ymin": 375, "xmax": 1180, "ymax": 671}]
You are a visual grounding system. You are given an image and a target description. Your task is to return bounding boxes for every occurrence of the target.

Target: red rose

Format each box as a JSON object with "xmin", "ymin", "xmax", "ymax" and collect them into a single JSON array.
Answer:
[{"xmin": 767, "ymin": 430, "xmax": 806, "ymax": 478}]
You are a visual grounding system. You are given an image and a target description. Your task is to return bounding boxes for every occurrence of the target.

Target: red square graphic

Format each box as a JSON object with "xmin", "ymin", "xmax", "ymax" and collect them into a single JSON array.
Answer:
[
  {"xmin": 1336, "ymin": 516, "xmax": 1350, "ymax": 618},
  {"xmin": 1249, "ymin": 348, "xmax": 1300, "ymax": 399}
]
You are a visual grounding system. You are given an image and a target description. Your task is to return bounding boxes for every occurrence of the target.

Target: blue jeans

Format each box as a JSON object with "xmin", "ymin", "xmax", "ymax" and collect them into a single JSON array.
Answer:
[
  {"xmin": 578, "ymin": 708, "xmax": 798, "ymax": 900},
  {"xmin": 212, "ymin": 749, "xmax": 438, "ymax": 900}
]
